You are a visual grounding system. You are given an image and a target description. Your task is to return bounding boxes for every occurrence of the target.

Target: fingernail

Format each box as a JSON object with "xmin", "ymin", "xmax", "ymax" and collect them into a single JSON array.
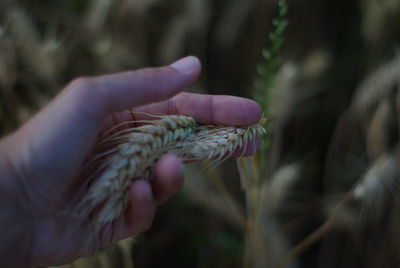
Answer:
[{"xmin": 170, "ymin": 56, "xmax": 200, "ymax": 74}]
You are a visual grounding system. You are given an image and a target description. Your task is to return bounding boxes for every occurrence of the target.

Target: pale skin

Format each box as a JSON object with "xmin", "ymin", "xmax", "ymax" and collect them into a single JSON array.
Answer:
[{"xmin": 0, "ymin": 56, "xmax": 262, "ymax": 267}]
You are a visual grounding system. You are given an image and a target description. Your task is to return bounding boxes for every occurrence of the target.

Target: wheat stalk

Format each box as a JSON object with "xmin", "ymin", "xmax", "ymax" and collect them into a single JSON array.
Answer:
[{"xmin": 75, "ymin": 114, "xmax": 266, "ymax": 237}]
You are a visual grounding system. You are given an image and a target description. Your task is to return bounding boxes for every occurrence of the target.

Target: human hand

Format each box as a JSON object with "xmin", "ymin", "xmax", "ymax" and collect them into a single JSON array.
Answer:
[{"xmin": 0, "ymin": 56, "xmax": 261, "ymax": 267}]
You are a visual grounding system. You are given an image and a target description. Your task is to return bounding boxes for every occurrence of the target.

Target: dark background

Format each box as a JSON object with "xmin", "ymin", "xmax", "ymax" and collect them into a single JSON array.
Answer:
[{"xmin": 1, "ymin": 0, "xmax": 400, "ymax": 267}]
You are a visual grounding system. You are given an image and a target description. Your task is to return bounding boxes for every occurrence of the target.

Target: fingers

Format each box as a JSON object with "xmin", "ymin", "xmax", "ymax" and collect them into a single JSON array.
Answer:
[
  {"xmin": 125, "ymin": 180, "xmax": 157, "ymax": 235},
  {"xmin": 116, "ymin": 154, "xmax": 183, "ymax": 240},
  {"xmin": 131, "ymin": 93, "xmax": 262, "ymax": 159},
  {"xmin": 134, "ymin": 92, "xmax": 262, "ymax": 126},
  {"xmin": 64, "ymin": 56, "xmax": 201, "ymax": 123},
  {"xmin": 152, "ymin": 154, "xmax": 184, "ymax": 204}
]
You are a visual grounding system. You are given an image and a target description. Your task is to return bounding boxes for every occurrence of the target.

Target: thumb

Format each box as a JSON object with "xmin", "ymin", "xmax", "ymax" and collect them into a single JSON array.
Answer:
[{"xmin": 63, "ymin": 56, "xmax": 201, "ymax": 122}]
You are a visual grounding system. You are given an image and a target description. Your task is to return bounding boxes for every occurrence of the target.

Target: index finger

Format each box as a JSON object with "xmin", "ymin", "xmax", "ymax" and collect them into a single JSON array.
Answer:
[{"xmin": 133, "ymin": 92, "xmax": 262, "ymax": 126}]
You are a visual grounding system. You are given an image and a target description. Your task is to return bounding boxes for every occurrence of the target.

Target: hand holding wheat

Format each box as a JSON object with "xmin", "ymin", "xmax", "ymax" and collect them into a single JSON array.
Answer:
[{"xmin": 0, "ymin": 56, "xmax": 262, "ymax": 268}]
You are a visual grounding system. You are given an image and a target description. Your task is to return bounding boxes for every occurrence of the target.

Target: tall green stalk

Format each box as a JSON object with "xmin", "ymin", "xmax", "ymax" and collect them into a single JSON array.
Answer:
[{"xmin": 253, "ymin": 0, "xmax": 288, "ymax": 174}]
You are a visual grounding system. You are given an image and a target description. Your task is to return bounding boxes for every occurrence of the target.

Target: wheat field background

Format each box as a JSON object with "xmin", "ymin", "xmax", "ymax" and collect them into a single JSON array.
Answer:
[{"xmin": 1, "ymin": 0, "xmax": 400, "ymax": 267}]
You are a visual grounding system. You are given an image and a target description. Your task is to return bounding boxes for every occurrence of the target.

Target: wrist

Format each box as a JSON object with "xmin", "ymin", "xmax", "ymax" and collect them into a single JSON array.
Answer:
[{"xmin": 0, "ymin": 136, "xmax": 32, "ymax": 267}]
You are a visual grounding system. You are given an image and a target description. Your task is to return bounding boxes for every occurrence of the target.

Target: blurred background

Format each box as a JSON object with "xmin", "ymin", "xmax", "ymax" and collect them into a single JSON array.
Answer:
[{"xmin": 1, "ymin": 0, "xmax": 400, "ymax": 267}]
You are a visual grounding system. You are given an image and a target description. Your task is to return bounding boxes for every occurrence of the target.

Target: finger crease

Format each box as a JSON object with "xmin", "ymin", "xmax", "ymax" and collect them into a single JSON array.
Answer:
[{"xmin": 167, "ymin": 98, "xmax": 179, "ymax": 115}]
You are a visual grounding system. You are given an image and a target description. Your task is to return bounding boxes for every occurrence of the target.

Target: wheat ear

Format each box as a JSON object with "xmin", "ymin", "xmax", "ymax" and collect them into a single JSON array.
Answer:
[{"xmin": 75, "ymin": 115, "xmax": 266, "ymax": 237}]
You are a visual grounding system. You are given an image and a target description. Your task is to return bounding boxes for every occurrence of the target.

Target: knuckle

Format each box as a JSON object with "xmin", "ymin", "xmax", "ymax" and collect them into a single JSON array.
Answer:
[
  {"xmin": 132, "ymin": 67, "xmax": 158, "ymax": 78},
  {"xmin": 133, "ymin": 68, "xmax": 164, "ymax": 89},
  {"xmin": 64, "ymin": 76, "xmax": 105, "ymax": 121},
  {"xmin": 132, "ymin": 67, "xmax": 174, "ymax": 85},
  {"xmin": 66, "ymin": 77, "xmax": 95, "ymax": 96}
]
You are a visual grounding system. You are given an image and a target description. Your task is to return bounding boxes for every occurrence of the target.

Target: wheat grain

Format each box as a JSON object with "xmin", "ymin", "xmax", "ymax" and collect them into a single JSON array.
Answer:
[
  {"xmin": 353, "ymin": 154, "xmax": 400, "ymax": 205},
  {"xmin": 352, "ymin": 54, "xmax": 400, "ymax": 117},
  {"xmin": 75, "ymin": 115, "xmax": 266, "ymax": 236},
  {"xmin": 366, "ymin": 98, "xmax": 392, "ymax": 160}
]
